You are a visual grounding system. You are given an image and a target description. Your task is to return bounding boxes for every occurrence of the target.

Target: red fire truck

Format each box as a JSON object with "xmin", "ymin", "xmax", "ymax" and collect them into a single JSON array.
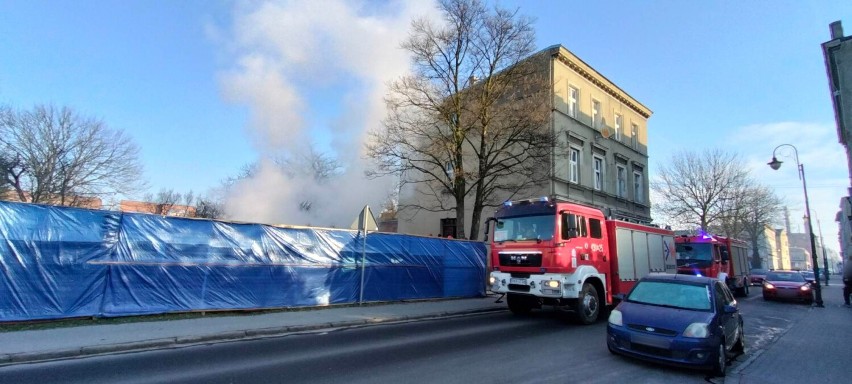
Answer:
[
  {"xmin": 485, "ymin": 197, "xmax": 676, "ymax": 324},
  {"xmin": 674, "ymin": 234, "xmax": 751, "ymax": 296}
]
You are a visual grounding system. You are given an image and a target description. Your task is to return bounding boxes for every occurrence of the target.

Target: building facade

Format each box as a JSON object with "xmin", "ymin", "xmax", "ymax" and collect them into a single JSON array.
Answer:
[
  {"xmin": 397, "ymin": 45, "xmax": 653, "ymax": 238},
  {"xmin": 823, "ymin": 21, "xmax": 852, "ymax": 265}
]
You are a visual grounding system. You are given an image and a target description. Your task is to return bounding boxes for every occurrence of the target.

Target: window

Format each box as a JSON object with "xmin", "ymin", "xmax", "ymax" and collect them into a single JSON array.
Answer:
[
  {"xmin": 440, "ymin": 218, "xmax": 457, "ymax": 238},
  {"xmin": 614, "ymin": 114, "xmax": 622, "ymax": 141},
  {"xmin": 560, "ymin": 213, "xmax": 587, "ymax": 239},
  {"xmin": 589, "ymin": 218, "xmax": 602, "ymax": 239},
  {"xmin": 568, "ymin": 86, "xmax": 578, "ymax": 118},
  {"xmin": 593, "ymin": 156, "xmax": 604, "ymax": 191},
  {"xmin": 569, "ymin": 146, "xmax": 580, "ymax": 183},
  {"xmin": 592, "ymin": 99, "xmax": 601, "ymax": 129},
  {"xmin": 631, "ymin": 123, "xmax": 638, "ymax": 149},
  {"xmin": 616, "ymin": 164, "xmax": 627, "ymax": 198},
  {"xmin": 633, "ymin": 170, "xmax": 643, "ymax": 202}
]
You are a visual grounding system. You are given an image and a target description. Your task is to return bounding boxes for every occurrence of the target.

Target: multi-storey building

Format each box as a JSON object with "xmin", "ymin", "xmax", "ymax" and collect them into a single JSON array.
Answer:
[
  {"xmin": 823, "ymin": 21, "xmax": 852, "ymax": 264},
  {"xmin": 397, "ymin": 44, "xmax": 653, "ymax": 238}
]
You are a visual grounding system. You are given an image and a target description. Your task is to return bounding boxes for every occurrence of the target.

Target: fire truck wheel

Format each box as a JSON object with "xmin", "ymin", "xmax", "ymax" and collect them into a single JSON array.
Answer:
[
  {"xmin": 574, "ymin": 283, "xmax": 600, "ymax": 325},
  {"xmin": 506, "ymin": 293, "xmax": 534, "ymax": 315}
]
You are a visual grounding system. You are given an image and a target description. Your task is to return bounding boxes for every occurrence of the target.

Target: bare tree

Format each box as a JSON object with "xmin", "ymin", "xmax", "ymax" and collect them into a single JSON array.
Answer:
[
  {"xmin": 0, "ymin": 104, "xmax": 144, "ymax": 207},
  {"xmin": 145, "ymin": 188, "xmax": 183, "ymax": 215},
  {"xmin": 720, "ymin": 184, "xmax": 782, "ymax": 268},
  {"xmin": 652, "ymin": 149, "xmax": 751, "ymax": 231},
  {"xmin": 182, "ymin": 190, "xmax": 196, "ymax": 217},
  {"xmin": 195, "ymin": 198, "xmax": 224, "ymax": 219},
  {"xmin": 367, "ymin": 0, "xmax": 553, "ymax": 240}
]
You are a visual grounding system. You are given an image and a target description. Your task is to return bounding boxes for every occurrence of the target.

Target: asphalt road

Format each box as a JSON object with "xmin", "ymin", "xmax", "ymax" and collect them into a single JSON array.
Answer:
[{"xmin": 0, "ymin": 290, "xmax": 809, "ymax": 384}]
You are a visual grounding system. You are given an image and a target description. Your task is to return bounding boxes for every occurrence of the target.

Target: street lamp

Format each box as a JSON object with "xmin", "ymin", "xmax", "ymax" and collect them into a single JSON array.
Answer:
[{"xmin": 768, "ymin": 144, "xmax": 823, "ymax": 307}]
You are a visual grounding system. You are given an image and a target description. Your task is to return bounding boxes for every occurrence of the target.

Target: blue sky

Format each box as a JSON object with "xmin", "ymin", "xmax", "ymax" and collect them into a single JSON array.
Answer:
[{"xmin": 1, "ymin": 1, "xmax": 851, "ymax": 249}]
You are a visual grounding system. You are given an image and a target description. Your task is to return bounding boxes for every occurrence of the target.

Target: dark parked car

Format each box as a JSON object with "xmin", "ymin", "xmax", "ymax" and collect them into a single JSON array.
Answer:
[
  {"xmin": 800, "ymin": 271, "xmax": 816, "ymax": 285},
  {"xmin": 762, "ymin": 270, "xmax": 813, "ymax": 304},
  {"xmin": 607, "ymin": 274, "xmax": 745, "ymax": 376},
  {"xmin": 750, "ymin": 268, "xmax": 768, "ymax": 286}
]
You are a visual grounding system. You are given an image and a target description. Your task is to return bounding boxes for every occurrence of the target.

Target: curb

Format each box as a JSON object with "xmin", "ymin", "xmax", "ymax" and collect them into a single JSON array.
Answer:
[{"xmin": 0, "ymin": 307, "xmax": 505, "ymax": 366}]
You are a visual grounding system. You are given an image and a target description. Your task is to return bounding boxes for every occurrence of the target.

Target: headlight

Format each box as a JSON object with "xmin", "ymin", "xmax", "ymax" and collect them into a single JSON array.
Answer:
[
  {"xmin": 764, "ymin": 283, "xmax": 775, "ymax": 289},
  {"xmin": 683, "ymin": 323, "xmax": 709, "ymax": 338},
  {"xmin": 800, "ymin": 285, "xmax": 811, "ymax": 291},
  {"xmin": 544, "ymin": 280, "xmax": 561, "ymax": 289},
  {"xmin": 489, "ymin": 276, "xmax": 497, "ymax": 285},
  {"xmin": 608, "ymin": 309, "xmax": 623, "ymax": 326}
]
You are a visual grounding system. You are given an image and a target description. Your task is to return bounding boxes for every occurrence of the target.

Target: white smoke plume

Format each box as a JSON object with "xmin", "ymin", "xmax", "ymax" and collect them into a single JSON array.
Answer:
[{"xmin": 216, "ymin": 0, "xmax": 439, "ymax": 227}]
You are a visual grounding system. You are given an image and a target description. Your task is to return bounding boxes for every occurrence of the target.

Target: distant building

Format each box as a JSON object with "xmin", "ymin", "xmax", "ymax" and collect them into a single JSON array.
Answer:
[
  {"xmin": 378, "ymin": 209, "xmax": 398, "ymax": 233},
  {"xmin": 0, "ymin": 189, "xmax": 102, "ymax": 210},
  {"xmin": 398, "ymin": 44, "xmax": 654, "ymax": 237},
  {"xmin": 822, "ymin": 20, "xmax": 852, "ymax": 264},
  {"xmin": 120, "ymin": 200, "xmax": 196, "ymax": 217},
  {"xmin": 788, "ymin": 247, "xmax": 810, "ymax": 270}
]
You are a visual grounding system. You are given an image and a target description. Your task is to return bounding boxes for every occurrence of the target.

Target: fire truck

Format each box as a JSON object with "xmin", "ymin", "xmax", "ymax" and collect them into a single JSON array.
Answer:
[
  {"xmin": 485, "ymin": 197, "xmax": 676, "ymax": 324},
  {"xmin": 674, "ymin": 234, "xmax": 751, "ymax": 296}
]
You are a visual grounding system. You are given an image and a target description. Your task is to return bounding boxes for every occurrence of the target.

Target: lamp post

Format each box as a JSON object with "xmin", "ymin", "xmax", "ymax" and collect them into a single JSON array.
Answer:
[
  {"xmin": 768, "ymin": 144, "xmax": 823, "ymax": 307},
  {"xmin": 816, "ymin": 216, "xmax": 830, "ymax": 286}
]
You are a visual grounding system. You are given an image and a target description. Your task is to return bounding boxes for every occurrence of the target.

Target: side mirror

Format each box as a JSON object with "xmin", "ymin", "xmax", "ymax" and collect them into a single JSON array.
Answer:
[
  {"xmin": 723, "ymin": 304, "xmax": 738, "ymax": 314},
  {"xmin": 720, "ymin": 248, "xmax": 730, "ymax": 262},
  {"xmin": 483, "ymin": 217, "xmax": 497, "ymax": 242},
  {"xmin": 562, "ymin": 213, "xmax": 578, "ymax": 239}
]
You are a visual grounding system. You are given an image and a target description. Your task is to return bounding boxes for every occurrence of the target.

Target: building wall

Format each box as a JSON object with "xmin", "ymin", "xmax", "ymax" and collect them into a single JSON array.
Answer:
[
  {"xmin": 0, "ymin": 189, "xmax": 102, "ymax": 210},
  {"xmin": 397, "ymin": 44, "xmax": 654, "ymax": 238},
  {"xmin": 823, "ymin": 21, "xmax": 852, "ymax": 269},
  {"xmin": 119, "ymin": 200, "xmax": 197, "ymax": 217},
  {"xmin": 756, "ymin": 225, "xmax": 780, "ymax": 269},
  {"xmin": 550, "ymin": 45, "xmax": 652, "ymax": 223},
  {"xmin": 788, "ymin": 248, "xmax": 810, "ymax": 270},
  {"xmin": 775, "ymin": 229, "xmax": 791, "ymax": 270}
]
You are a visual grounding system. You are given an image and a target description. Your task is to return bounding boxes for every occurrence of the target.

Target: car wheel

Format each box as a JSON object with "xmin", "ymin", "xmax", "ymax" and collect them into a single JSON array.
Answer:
[
  {"xmin": 574, "ymin": 283, "xmax": 600, "ymax": 325},
  {"xmin": 711, "ymin": 340, "xmax": 727, "ymax": 377},
  {"xmin": 507, "ymin": 293, "xmax": 534, "ymax": 315}
]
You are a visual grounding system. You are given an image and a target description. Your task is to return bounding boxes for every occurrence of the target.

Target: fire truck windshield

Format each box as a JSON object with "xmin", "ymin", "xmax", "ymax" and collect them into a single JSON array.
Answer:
[
  {"xmin": 675, "ymin": 243, "xmax": 714, "ymax": 267},
  {"xmin": 493, "ymin": 215, "xmax": 555, "ymax": 242}
]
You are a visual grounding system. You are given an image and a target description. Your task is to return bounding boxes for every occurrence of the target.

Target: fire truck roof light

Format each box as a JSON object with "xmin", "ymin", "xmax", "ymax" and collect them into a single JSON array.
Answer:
[
  {"xmin": 503, "ymin": 201, "xmax": 513, "ymax": 207},
  {"xmin": 539, "ymin": 196, "xmax": 549, "ymax": 203}
]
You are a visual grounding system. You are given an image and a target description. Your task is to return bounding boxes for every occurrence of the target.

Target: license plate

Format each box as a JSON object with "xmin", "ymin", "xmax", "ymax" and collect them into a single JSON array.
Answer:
[{"xmin": 510, "ymin": 278, "xmax": 527, "ymax": 285}]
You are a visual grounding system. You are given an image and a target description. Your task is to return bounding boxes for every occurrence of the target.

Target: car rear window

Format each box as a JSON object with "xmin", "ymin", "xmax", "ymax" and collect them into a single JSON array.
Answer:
[
  {"xmin": 766, "ymin": 272, "xmax": 805, "ymax": 282},
  {"xmin": 627, "ymin": 281, "xmax": 711, "ymax": 311}
]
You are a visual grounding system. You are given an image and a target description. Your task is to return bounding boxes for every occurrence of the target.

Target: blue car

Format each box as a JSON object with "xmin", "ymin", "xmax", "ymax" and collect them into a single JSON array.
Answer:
[{"xmin": 606, "ymin": 273, "xmax": 744, "ymax": 376}]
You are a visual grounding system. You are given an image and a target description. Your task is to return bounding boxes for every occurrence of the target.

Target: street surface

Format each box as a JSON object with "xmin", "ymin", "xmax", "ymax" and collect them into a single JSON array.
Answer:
[{"xmin": 0, "ymin": 291, "xmax": 821, "ymax": 384}]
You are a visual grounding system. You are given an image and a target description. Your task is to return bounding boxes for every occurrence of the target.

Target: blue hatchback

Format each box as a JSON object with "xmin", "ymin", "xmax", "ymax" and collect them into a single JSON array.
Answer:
[{"xmin": 606, "ymin": 274, "xmax": 744, "ymax": 376}]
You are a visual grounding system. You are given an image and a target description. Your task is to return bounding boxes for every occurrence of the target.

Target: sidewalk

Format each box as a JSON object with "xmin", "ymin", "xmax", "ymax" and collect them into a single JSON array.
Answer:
[
  {"xmin": 0, "ymin": 296, "xmax": 507, "ymax": 365},
  {"xmin": 730, "ymin": 284, "xmax": 852, "ymax": 383}
]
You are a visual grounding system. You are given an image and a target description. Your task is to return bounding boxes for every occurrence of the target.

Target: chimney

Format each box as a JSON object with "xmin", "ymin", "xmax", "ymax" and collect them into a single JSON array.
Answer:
[
  {"xmin": 830, "ymin": 21, "xmax": 844, "ymax": 40},
  {"xmin": 784, "ymin": 206, "xmax": 791, "ymax": 233}
]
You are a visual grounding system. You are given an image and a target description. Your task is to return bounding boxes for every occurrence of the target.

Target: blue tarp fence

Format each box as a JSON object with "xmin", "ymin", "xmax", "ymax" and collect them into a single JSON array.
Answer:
[{"xmin": 0, "ymin": 201, "xmax": 486, "ymax": 322}]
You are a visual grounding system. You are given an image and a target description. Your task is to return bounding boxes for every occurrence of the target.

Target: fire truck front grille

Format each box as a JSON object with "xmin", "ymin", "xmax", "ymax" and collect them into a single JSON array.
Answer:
[
  {"xmin": 508, "ymin": 284, "xmax": 531, "ymax": 292},
  {"xmin": 499, "ymin": 253, "xmax": 542, "ymax": 267}
]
